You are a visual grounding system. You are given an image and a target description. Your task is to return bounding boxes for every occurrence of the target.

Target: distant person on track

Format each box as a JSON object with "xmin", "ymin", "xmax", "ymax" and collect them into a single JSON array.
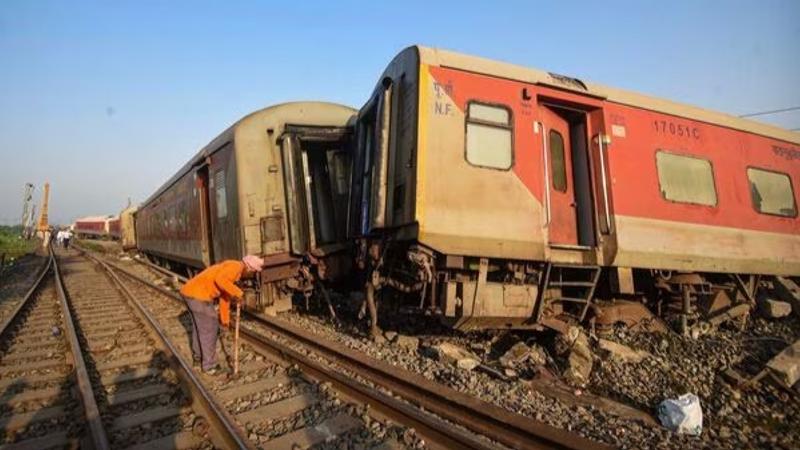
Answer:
[
  {"xmin": 62, "ymin": 229, "xmax": 71, "ymax": 249},
  {"xmin": 179, "ymin": 255, "xmax": 265, "ymax": 374}
]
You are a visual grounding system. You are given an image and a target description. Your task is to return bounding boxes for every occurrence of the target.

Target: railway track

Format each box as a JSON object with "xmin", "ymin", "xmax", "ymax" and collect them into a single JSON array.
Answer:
[
  {"xmin": 84, "ymin": 247, "xmax": 610, "ymax": 450},
  {"xmin": 0, "ymin": 254, "xmax": 48, "ymax": 328},
  {"xmin": 0, "ymin": 247, "xmax": 252, "ymax": 449},
  {"xmin": 0, "ymin": 255, "xmax": 85, "ymax": 449},
  {"xmin": 55, "ymin": 250, "xmax": 232, "ymax": 449},
  {"xmin": 86, "ymin": 252, "xmax": 409, "ymax": 449}
]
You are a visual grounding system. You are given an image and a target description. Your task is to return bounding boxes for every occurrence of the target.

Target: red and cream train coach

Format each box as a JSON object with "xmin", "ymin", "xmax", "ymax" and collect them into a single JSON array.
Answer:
[
  {"xmin": 74, "ymin": 215, "xmax": 119, "ymax": 240},
  {"xmin": 349, "ymin": 45, "xmax": 800, "ymax": 334}
]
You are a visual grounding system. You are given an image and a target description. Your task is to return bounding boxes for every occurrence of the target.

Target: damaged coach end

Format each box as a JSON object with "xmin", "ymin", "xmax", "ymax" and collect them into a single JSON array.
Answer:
[{"xmin": 136, "ymin": 102, "xmax": 357, "ymax": 315}]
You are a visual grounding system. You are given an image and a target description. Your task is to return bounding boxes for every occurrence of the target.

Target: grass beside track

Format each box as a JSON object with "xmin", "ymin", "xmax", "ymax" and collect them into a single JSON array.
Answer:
[
  {"xmin": 75, "ymin": 239, "xmax": 112, "ymax": 254},
  {"xmin": 0, "ymin": 225, "xmax": 37, "ymax": 262}
]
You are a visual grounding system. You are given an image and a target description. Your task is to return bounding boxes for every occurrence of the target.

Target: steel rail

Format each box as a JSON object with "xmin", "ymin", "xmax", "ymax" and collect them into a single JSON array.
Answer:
[
  {"xmin": 51, "ymin": 248, "xmax": 111, "ymax": 450},
  {"xmin": 110, "ymin": 260, "xmax": 494, "ymax": 449},
  {"xmin": 137, "ymin": 255, "xmax": 188, "ymax": 283},
  {"xmin": 77, "ymin": 249, "xmax": 256, "ymax": 450},
  {"xmin": 106, "ymin": 256, "xmax": 611, "ymax": 450}
]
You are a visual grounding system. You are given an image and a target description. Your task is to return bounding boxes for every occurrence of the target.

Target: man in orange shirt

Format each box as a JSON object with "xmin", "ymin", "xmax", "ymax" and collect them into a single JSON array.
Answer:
[{"xmin": 180, "ymin": 255, "xmax": 265, "ymax": 373}]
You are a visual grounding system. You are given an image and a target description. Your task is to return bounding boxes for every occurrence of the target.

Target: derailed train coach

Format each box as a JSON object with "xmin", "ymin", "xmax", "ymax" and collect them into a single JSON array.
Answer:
[
  {"xmin": 349, "ymin": 45, "xmax": 800, "ymax": 335},
  {"xmin": 136, "ymin": 102, "xmax": 356, "ymax": 314},
  {"xmin": 120, "ymin": 205, "xmax": 138, "ymax": 250},
  {"xmin": 74, "ymin": 215, "xmax": 119, "ymax": 240}
]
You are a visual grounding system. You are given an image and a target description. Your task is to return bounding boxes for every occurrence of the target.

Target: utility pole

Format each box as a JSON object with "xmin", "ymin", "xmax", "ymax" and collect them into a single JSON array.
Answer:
[
  {"xmin": 27, "ymin": 205, "xmax": 37, "ymax": 239},
  {"xmin": 20, "ymin": 183, "xmax": 34, "ymax": 238}
]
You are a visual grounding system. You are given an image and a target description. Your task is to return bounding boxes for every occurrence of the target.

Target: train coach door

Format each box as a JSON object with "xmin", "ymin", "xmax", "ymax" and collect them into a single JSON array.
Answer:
[
  {"xmin": 539, "ymin": 105, "xmax": 596, "ymax": 248},
  {"xmin": 195, "ymin": 165, "xmax": 214, "ymax": 266}
]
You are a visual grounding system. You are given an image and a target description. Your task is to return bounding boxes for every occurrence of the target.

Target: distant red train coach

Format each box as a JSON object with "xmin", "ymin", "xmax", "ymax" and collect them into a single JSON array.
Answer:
[{"xmin": 73, "ymin": 215, "xmax": 119, "ymax": 240}]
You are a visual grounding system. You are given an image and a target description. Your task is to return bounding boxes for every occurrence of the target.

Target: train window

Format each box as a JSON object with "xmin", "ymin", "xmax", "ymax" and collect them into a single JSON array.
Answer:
[
  {"xmin": 465, "ymin": 102, "xmax": 513, "ymax": 170},
  {"xmin": 470, "ymin": 103, "xmax": 510, "ymax": 124},
  {"xmin": 215, "ymin": 169, "xmax": 227, "ymax": 218},
  {"xmin": 656, "ymin": 151, "xmax": 717, "ymax": 206},
  {"xmin": 549, "ymin": 130, "xmax": 567, "ymax": 192},
  {"xmin": 747, "ymin": 168, "xmax": 797, "ymax": 217}
]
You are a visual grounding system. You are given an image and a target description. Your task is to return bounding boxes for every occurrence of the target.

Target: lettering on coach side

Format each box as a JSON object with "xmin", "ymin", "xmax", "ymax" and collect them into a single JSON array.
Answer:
[
  {"xmin": 434, "ymin": 102, "xmax": 453, "ymax": 116},
  {"xmin": 772, "ymin": 145, "xmax": 800, "ymax": 161},
  {"xmin": 433, "ymin": 81, "xmax": 454, "ymax": 116},
  {"xmin": 653, "ymin": 119, "xmax": 700, "ymax": 139}
]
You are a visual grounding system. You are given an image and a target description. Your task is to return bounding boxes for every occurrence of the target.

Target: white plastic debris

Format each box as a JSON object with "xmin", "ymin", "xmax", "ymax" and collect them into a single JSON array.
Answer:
[{"xmin": 657, "ymin": 393, "xmax": 703, "ymax": 436}]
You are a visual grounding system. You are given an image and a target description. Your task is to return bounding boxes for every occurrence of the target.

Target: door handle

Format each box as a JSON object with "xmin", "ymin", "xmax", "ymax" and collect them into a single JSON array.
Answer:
[
  {"xmin": 595, "ymin": 133, "xmax": 613, "ymax": 233},
  {"xmin": 539, "ymin": 122, "xmax": 551, "ymax": 227}
]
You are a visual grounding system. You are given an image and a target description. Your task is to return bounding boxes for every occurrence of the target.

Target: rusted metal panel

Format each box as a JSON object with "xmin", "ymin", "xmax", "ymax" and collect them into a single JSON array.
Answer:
[
  {"xmin": 591, "ymin": 300, "xmax": 669, "ymax": 333},
  {"xmin": 441, "ymin": 278, "xmax": 539, "ymax": 330}
]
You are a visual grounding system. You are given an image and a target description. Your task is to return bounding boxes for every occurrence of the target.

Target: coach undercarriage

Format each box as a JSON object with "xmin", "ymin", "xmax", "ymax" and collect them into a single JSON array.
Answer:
[{"xmin": 354, "ymin": 238, "xmax": 789, "ymax": 338}]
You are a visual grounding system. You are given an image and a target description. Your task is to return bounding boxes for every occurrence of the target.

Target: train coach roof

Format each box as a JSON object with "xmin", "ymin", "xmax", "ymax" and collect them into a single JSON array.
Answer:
[
  {"xmin": 140, "ymin": 101, "xmax": 355, "ymax": 208},
  {"xmin": 74, "ymin": 215, "xmax": 115, "ymax": 222},
  {"xmin": 414, "ymin": 46, "xmax": 800, "ymax": 145}
]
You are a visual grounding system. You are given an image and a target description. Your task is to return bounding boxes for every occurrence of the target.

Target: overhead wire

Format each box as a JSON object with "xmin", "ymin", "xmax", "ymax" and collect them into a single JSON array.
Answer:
[{"xmin": 738, "ymin": 106, "xmax": 800, "ymax": 118}]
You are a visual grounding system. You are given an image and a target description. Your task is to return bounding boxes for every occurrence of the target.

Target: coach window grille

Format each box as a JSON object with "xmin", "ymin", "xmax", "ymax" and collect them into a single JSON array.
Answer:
[
  {"xmin": 655, "ymin": 151, "xmax": 717, "ymax": 206},
  {"xmin": 465, "ymin": 102, "xmax": 513, "ymax": 170},
  {"xmin": 215, "ymin": 169, "xmax": 227, "ymax": 219},
  {"xmin": 549, "ymin": 130, "xmax": 567, "ymax": 192},
  {"xmin": 747, "ymin": 168, "xmax": 797, "ymax": 217}
]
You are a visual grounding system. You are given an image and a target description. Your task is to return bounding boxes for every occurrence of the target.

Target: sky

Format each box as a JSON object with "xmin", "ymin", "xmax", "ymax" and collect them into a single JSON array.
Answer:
[{"xmin": 1, "ymin": 1, "xmax": 799, "ymax": 225}]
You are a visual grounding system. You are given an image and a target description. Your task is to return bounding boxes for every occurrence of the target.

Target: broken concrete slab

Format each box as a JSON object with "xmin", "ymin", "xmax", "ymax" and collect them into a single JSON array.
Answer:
[
  {"xmin": 429, "ymin": 342, "xmax": 481, "ymax": 371},
  {"xmin": 395, "ymin": 335, "xmax": 419, "ymax": 351},
  {"xmin": 597, "ymin": 339, "xmax": 651, "ymax": 364},
  {"xmin": 499, "ymin": 341, "xmax": 547, "ymax": 368},
  {"xmin": 499, "ymin": 342, "xmax": 530, "ymax": 368},
  {"xmin": 528, "ymin": 343, "xmax": 548, "ymax": 366},
  {"xmin": 566, "ymin": 345, "xmax": 593, "ymax": 387},
  {"xmin": 556, "ymin": 327, "xmax": 593, "ymax": 387},
  {"xmin": 707, "ymin": 303, "xmax": 751, "ymax": 326},
  {"xmin": 383, "ymin": 331, "xmax": 398, "ymax": 342},
  {"xmin": 773, "ymin": 277, "xmax": 800, "ymax": 304},
  {"xmin": 766, "ymin": 339, "xmax": 800, "ymax": 388},
  {"xmin": 759, "ymin": 298, "xmax": 792, "ymax": 319}
]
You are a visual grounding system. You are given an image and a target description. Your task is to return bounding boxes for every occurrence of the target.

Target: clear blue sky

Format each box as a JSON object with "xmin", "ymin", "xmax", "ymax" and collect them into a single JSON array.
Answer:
[{"xmin": 1, "ymin": 0, "xmax": 798, "ymax": 225}]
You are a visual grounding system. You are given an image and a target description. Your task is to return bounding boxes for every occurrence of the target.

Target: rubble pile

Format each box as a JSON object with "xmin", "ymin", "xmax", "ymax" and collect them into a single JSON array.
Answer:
[{"xmin": 275, "ymin": 295, "xmax": 800, "ymax": 450}]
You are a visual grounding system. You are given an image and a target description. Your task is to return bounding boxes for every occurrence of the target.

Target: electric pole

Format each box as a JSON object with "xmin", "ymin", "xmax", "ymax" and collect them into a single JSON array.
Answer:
[{"xmin": 20, "ymin": 183, "xmax": 34, "ymax": 237}]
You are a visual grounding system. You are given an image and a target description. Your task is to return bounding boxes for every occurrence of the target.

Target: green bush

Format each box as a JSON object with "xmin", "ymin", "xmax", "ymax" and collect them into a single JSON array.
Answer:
[{"xmin": 0, "ymin": 226, "xmax": 37, "ymax": 261}]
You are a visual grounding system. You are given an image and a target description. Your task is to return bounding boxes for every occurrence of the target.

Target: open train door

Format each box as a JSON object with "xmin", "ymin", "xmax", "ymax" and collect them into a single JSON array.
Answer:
[
  {"xmin": 538, "ymin": 104, "xmax": 596, "ymax": 248},
  {"xmin": 280, "ymin": 126, "xmax": 353, "ymax": 256},
  {"xmin": 195, "ymin": 163, "xmax": 214, "ymax": 266},
  {"xmin": 533, "ymin": 98, "xmax": 610, "ymax": 326}
]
